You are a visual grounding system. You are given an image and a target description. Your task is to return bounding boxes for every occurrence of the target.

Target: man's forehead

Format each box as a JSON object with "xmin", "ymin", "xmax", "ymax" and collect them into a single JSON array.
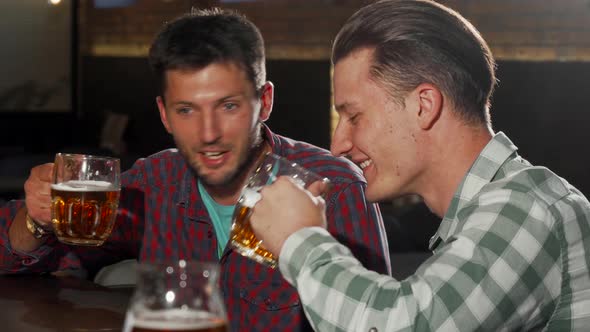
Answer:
[
  {"xmin": 163, "ymin": 63, "xmax": 255, "ymax": 90},
  {"xmin": 333, "ymin": 53, "xmax": 373, "ymax": 114},
  {"xmin": 165, "ymin": 61, "xmax": 244, "ymax": 77}
]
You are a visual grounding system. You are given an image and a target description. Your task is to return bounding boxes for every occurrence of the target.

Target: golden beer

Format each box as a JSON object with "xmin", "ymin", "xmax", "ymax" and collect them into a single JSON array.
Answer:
[
  {"xmin": 229, "ymin": 153, "xmax": 330, "ymax": 268},
  {"xmin": 129, "ymin": 309, "xmax": 227, "ymax": 332},
  {"xmin": 230, "ymin": 203, "xmax": 277, "ymax": 268},
  {"xmin": 51, "ymin": 180, "xmax": 120, "ymax": 246}
]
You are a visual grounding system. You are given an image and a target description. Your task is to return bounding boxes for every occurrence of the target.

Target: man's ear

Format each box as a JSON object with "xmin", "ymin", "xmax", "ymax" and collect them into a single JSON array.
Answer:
[
  {"xmin": 258, "ymin": 81, "xmax": 274, "ymax": 122},
  {"xmin": 156, "ymin": 96, "xmax": 172, "ymax": 134},
  {"xmin": 413, "ymin": 83, "xmax": 443, "ymax": 130}
]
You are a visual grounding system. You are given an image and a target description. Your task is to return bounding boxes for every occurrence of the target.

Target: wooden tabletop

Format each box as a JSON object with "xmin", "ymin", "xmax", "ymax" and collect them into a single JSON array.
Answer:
[{"xmin": 0, "ymin": 274, "xmax": 133, "ymax": 332}]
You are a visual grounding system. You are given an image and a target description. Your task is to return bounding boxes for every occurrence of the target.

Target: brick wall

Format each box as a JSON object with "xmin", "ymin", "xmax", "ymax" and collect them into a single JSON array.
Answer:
[
  {"xmin": 79, "ymin": 0, "xmax": 590, "ymax": 146},
  {"xmin": 80, "ymin": 0, "xmax": 590, "ymax": 61},
  {"xmin": 443, "ymin": 0, "xmax": 590, "ymax": 61}
]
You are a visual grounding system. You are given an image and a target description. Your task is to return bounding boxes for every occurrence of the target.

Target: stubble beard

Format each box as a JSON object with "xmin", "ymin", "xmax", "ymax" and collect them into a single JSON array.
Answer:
[{"xmin": 178, "ymin": 123, "xmax": 264, "ymax": 188}]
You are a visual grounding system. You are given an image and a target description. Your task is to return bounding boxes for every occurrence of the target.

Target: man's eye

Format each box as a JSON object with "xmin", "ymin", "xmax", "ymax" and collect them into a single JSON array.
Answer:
[
  {"xmin": 177, "ymin": 107, "xmax": 192, "ymax": 115},
  {"xmin": 349, "ymin": 114, "xmax": 359, "ymax": 124},
  {"xmin": 223, "ymin": 103, "xmax": 238, "ymax": 111}
]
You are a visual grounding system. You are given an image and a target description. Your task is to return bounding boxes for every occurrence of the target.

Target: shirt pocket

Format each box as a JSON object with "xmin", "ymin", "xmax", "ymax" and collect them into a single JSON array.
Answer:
[{"xmin": 238, "ymin": 279, "xmax": 304, "ymax": 331}]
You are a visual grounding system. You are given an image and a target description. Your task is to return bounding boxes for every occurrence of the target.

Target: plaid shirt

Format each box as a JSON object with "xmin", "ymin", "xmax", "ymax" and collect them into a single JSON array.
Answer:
[
  {"xmin": 0, "ymin": 126, "xmax": 391, "ymax": 332},
  {"xmin": 279, "ymin": 132, "xmax": 590, "ymax": 331}
]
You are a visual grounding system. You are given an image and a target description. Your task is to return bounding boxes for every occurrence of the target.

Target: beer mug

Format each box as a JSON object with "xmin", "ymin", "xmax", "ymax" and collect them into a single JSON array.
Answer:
[
  {"xmin": 230, "ymin": 153, "xmax": 330, "ymax": 268},
  {"xmin": 51, "ymin": 153, "xmax": 120, "ymax": 246},
  {"xmin": 123, "ymin": 260, "xmax": 228, "ymax": 332}
]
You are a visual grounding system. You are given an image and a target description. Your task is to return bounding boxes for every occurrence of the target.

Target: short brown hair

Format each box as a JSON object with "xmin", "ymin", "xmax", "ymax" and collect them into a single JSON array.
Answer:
[
  {"xmin": 149, "ymin": 8, "xmax": 266, "ymax": 98},
  {"xmin": 332, "ymin": 0, "xmax": 496, "ymax": 125}
]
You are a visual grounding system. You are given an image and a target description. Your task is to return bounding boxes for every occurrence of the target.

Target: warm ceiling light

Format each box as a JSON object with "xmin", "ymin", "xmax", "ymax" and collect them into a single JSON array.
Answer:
[{"xmin": 48, "ymin": 0, "xmax": 62, "ymax": 5}]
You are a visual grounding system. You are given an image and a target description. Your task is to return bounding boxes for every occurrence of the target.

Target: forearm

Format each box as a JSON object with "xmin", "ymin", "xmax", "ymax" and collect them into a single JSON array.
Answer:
[
  {"xmin": 1, "ymin": 201, "xmax": 58, "ymax": 273},
  {"xmin": 281, "ymin": 221, "xmax": 554, "ymax": 332},
  {"xmin": 280, "ymin": 228, "xmax": 431, "ymax": 331},
  {"xmin": 279, "ymin": 228, "xmax": 397, "ymax": 331},
  {"xmin": 8, "ymin": 207, "xmax": 46, "ymax": 253}
]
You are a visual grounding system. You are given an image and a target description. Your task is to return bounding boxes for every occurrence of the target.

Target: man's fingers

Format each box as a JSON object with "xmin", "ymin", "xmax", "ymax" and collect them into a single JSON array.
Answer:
[
  {"xmin": 25, "ymin": 194, "xmax": 52, "ymax": 224},
  {"xmin": 307, "ymin": 179, "xmax": 331, "ymax": 197},
  {"xmin": 31, "ymin": 163, "xmax": 54, "ymax": 182},
  {"xmin": 24, "ymin": 163, "xmax": 55, "ymax": 224}
]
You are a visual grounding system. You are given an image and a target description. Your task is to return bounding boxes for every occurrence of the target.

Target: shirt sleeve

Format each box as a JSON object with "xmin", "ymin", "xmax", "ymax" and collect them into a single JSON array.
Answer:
[
  {"xmin": 325, "ymin": 181, "xmax": 391, "ymax": 275},
  {"xmin": 0, "ymin": 199, "xmax": 57, "ymax": 273},
  {"xmin": 0, "ymin": 162, "xmax": 146, "ymax": 275},
  {"xmin": 279, "ymin": 192, "xmax": 560, "ymax": 331}
]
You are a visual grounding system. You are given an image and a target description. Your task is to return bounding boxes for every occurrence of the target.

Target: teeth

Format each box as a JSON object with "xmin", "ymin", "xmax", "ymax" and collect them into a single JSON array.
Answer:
[
  {"xmin": 359, "ymin": 160, "xmax": 372, "ymax": 169},
  {"xmin": 203, "ymin": 152, "xmax": 223, "ymax": 158}
]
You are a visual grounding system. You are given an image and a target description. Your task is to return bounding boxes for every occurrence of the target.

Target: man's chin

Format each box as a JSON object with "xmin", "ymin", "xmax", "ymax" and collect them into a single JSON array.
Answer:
[
  {"xmin": 190, "ymin": 162, "xmax": 231, "ymax": 185},
  {"xmin": 198, "ymin": 170, "xmax": 241, "ymax": 188},
  {"xmin": 191, "ymin": 154, "xmax": 253, "ymax": 190},
  {"xmin": 199, "ymin": 176, "xmax": 230, "ymax": 188}
]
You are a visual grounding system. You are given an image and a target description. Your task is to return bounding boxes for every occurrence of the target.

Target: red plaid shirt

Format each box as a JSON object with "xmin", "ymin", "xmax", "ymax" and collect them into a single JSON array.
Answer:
[{"xmin": 0, "ymin": 126, "xmax": 391, "ymax": 332}]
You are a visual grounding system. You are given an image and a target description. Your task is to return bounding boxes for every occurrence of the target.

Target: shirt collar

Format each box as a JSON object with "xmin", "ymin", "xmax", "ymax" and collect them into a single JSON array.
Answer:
[
  {"xmin": 429, "ymin": 131, "xmax": 518, "ymax": 250},
  {"xmin": 263, "ymin": 123, "xmax": 282, "ymax": 155}
]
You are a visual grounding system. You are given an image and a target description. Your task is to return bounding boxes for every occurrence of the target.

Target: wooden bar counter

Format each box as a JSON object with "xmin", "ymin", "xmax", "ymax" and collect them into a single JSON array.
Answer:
[{"xmin": 0, "ymin": 274, "xmax": 133, "ymax": 331}]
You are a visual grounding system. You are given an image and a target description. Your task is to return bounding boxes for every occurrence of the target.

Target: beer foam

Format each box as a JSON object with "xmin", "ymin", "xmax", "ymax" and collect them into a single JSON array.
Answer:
[
  {"xmin": 240, "ymin": 187, "xmax": 261, "ymax": 208},
  {"xmin": 51, "ymin": 180, "xmax": 116, "ymax": 192},
  {"xmin": 132, "ymin": 309, "xmax": 226, "ymax": 330}
]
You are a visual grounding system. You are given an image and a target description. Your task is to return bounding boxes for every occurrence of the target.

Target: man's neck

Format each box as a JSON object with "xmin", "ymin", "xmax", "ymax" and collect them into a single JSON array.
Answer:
[{"xmin": 419, "ymin": 124, "xmax": 493, "ymax": 218}]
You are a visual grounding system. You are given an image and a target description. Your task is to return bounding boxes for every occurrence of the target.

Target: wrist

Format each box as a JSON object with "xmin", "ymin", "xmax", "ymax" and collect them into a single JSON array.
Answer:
[{"xmin": 25, "ymin": 213, "xmax": 53, "ymax": 239}]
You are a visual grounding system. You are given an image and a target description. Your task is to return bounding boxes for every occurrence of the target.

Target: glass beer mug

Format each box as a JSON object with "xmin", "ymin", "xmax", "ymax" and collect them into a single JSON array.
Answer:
[
  {"xmin": 124, "ymin": 260, "xmax": 228, "ymax": 332},
  {"xmin": 229, "ymin": 153, "xmax": 330, "ymax": 268},
  {"xmin": 51, "ymin": 153, "xmax": 121, "ymax": 246}
]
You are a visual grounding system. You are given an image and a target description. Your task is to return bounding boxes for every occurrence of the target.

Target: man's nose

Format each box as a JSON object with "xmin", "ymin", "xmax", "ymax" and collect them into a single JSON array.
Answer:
[
  {"xmin": 330, "ymin": 123, "xmax": 353, "ymax": 157},
  {"xmin": 200, "ymin": 110, "xmax": 222, "ymax": 143}
]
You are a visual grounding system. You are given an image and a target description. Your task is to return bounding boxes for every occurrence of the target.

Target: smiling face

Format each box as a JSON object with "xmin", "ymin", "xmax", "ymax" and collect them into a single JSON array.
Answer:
[
  {"xmin": 331, "ymin": 48, "xmax": 424, "ymax": 202},
  {"xmin": 157, "ymin": 62, "xmax": 272, "ymax": 197}
]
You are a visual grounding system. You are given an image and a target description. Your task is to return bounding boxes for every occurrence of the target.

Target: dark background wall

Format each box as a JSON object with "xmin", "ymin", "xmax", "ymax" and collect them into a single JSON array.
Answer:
[
  {"xmin": 3, "ymin": 58, "xmax": 588, "ymax": 193},
  {"xmin": 77, "ymin": 57, "xmax": 332, "ymax": 156},
  {"xmin": 492, "ymin": 61, "xmax": 590, "ymax": 196}
]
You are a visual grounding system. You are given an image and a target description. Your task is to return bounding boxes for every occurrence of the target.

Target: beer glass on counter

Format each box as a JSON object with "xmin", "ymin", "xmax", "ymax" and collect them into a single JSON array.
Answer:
[
  {"xmin": 229, "ymin": 153, "xmax": 330, "ymax": 268},
  {"xmin": 51, "ymin": 153, "xmax": 120, "ymax": 246},
  {"xmin": 124, "ymin": 260, "xmax": 228, "ymax": 332}
]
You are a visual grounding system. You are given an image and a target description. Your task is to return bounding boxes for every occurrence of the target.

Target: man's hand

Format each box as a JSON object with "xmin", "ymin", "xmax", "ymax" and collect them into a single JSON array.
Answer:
[
  {"xmin": 250, "ymin": 176, "xmax": 329, "ymax": 257},
  {"xmin": 23, "ymin": 163, "xmax": 54, "ymax": 227},
  {"xmin": 9, "ymin": 163, "xmax": 54, "ymax": 252}
]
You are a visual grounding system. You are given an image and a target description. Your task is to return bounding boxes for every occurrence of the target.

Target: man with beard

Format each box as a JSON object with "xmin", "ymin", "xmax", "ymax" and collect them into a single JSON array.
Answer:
[{"xmin": 0, "ymin": 8, "xmax": 391, "ymax": 332}]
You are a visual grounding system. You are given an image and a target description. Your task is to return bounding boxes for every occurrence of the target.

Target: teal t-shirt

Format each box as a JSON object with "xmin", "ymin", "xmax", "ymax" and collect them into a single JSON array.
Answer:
[{"xmin": 198, "ymin": 180, "xmax": 236, "ymax": 258}]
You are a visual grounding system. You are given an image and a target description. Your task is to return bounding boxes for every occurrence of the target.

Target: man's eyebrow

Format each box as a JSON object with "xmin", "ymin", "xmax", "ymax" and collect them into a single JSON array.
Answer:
[
  {"xmin": 218, "ymin": 93, "xmax": 244, "ymax": 101},
  {"xmin": 169, "ymin": 100, "xmax": 193, "ymax": 107},
  {"xmin": 212, "ymin": 93, "xmax": 247, "ymax": 106},
  {"xmin": 334, "ymin": 101, "xmax": 353, "ymax": 114}
]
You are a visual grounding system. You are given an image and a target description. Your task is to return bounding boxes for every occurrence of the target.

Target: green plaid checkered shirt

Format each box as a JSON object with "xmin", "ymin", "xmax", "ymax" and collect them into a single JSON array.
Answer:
[{"xmin": 279, "ymin": 132, "xmax": 590, "ymax": 331}]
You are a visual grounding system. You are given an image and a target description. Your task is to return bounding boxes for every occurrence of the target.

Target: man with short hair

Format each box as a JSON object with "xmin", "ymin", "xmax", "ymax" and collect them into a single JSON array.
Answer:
[
  {"xmin": 0, "ymin": 8, "xmax": 391, "ymax": 331},
  {"xmin": 249, "ymin": 0, "xmax": 590, "ymax": 330}
]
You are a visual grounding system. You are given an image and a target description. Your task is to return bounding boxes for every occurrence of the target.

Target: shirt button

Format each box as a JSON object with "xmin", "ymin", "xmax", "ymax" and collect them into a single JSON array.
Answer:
[{"xmin": 368, "ymin": 328, "xmax": 378, "ymax": 332}]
